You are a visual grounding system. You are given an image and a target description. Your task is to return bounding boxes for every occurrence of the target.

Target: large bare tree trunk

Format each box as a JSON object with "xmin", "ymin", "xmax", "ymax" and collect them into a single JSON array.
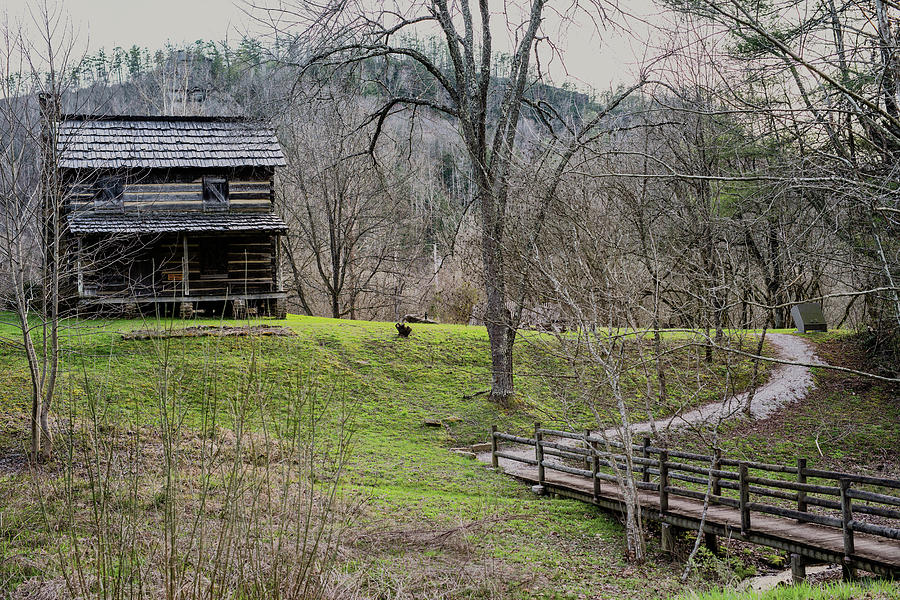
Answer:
[
  {"xmin": 478, "ymin": 184, "xmax": 516, "ymax": 404},
  {"xmin": 271, "ymin": 0, "xmax": 638, "ymax": 401}
]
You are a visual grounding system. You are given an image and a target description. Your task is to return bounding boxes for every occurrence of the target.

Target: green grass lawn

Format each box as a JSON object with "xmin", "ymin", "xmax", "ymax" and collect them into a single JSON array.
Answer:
[
  {"xmin": 0, "ymin": 314, "xmax": 771, "ymax": 444},
  {"xmin": 677, "ymin": 579, "xmax": 900, "ymax": 600},
  {"xmin": 0, "ymin": 313, "xmax": 854, "ymax": 599}
]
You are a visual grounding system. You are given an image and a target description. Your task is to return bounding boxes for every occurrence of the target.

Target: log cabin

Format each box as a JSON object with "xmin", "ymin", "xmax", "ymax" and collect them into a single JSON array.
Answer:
[{"xmin": 56, "ymin": 114, "xmax": 288, "ymax": 318}]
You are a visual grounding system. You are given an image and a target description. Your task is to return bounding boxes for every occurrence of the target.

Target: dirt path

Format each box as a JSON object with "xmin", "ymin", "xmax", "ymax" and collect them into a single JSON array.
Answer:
[
  {"xmin": 478, "ymin": 333, "xmax": 823, "ymax": 475},
  {"xmin": 617, "ymin": 333, "xmax": 822, "ymax": 436}
]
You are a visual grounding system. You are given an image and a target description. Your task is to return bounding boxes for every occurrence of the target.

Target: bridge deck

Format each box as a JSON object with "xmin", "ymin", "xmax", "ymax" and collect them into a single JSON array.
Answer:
[{"xmin": 512, "ymin": 465, "xmax": 900, "ymax": 576}]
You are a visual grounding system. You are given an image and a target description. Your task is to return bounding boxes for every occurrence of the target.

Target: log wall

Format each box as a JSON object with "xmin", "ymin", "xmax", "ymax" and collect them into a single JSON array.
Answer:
[{"xmin": 66, "ymin": 179, "xmax": 273, "ymax": 212}]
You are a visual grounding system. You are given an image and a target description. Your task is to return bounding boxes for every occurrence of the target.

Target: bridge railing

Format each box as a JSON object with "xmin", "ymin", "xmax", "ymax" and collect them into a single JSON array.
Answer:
[{"xmin": 490, "ymin": 424, "xmax": 900, "ymax": 564}]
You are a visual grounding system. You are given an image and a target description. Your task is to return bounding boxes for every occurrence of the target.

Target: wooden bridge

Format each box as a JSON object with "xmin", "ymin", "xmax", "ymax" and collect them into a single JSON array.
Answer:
[{"xmin": 490, "ymin": 425, "xmax": 900, "ymax": 580}]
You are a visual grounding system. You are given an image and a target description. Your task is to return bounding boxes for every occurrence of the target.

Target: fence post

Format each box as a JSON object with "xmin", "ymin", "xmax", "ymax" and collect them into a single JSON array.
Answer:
[
  {"xmin": 584, "ymin": 429, "xmax": 592, "ymax": 473},
  {"xmin": 658, "ymin": 450, "xmax": 669, "ymax": 514},
  {"xmin": 490, "ymin": 425, "xmax": 498, "ymax": 469},
  {"xmin": 642, "ymin": 437, "xmax": 651, "ymax": 483},
  {"xmin": 535, "ymin": 423, "xmax": 545, "ymax": 486},
  {"xmin": 739, "ymin": 462, "xmax": 751, "ymax": 535},
  {"xmin": 591, "ymin": 436, "xmax": 600, "ymax": 500},
  {"xmin": 712, "ymin": 448, "xmax": 722, "ymax": 498},
  {"xmin": 706, "ymin": 448, "xmax": 722, "ymax": 554},
  {"xmin": 796, "ymin": 458, "xmax": 807, "ymax": 520},
  {"xmin": 840, "ymin": 478, "xmax": 856, "ymax": 580}
]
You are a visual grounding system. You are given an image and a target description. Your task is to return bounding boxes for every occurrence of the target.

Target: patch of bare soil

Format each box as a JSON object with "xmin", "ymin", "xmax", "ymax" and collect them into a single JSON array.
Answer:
[
  {"xmin": 342, "ymin": 516, "xmax": 531, "ymax": 598},
  {"xmin": 0, "ymin": 449, "xmax": 28, "ymax": 475},
  {"xmin": 122, "ymin": 324, "xmax": 296, "ymax": 340}
]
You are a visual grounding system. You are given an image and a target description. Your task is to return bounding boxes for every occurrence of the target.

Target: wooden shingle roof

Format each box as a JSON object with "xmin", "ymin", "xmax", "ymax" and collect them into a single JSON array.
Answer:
[
  {"xmin": 57, "ymin": 116, "xmax": 287, "ymax": 169},
  {"xmin": 67, "ymin": 212, "xmax": 288, "ymax": 234}
]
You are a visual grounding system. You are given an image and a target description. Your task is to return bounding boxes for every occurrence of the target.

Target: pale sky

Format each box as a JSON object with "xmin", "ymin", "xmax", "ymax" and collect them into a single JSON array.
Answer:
[{"xmin": 3, "ymin": 0, "xmax": 667, "ymax": 92}]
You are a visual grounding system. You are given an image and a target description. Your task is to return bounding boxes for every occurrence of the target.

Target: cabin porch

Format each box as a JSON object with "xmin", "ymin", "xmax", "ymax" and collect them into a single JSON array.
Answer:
[{"xmin": 73, "ymin": 231, "xmax": 285, "ymax": 316}]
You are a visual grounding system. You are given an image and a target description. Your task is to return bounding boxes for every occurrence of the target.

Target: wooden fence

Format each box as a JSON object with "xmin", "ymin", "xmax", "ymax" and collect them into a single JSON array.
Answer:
[{"xmin": 490, "ymin": 424, "xmax": 900, "ymax": 576}]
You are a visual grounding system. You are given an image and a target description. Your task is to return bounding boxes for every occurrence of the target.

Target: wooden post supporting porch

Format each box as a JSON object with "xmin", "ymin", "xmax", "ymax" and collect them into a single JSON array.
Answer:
[{"xmin": 182, "ymin": 234, "xmax": 190, "ymax": 296}]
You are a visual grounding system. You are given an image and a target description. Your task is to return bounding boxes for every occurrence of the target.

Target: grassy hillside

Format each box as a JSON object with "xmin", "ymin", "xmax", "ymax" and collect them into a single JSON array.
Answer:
[
  {"xmin": 0, "ymin": 314, "xmax": 770, "ymax": 448},
  {"xmin": 0, "ymin": 314, "xmax": 848, "ymax": 599}
]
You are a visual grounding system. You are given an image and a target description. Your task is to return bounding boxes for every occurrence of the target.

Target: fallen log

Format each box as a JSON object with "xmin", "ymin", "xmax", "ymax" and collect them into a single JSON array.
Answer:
[{"xmin": 402, "ymin": 314, "xmax": 437, "ymax": 324}]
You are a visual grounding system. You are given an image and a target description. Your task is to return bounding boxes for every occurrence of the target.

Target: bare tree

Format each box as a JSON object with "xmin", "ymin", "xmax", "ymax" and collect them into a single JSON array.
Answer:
[
  {"xmin": 662, "ymin": 0, "xmax": 900, "ymax": 367},
  {"xmin": 277, "ymin": 85, "xmax": 423, "ymax": 319},
  {"xmin": 0, "ymin": 2, "xmax": 84, "ymax": 460},
  {"xmin": 254, "ymin": 0, "xmax": 642, "ymax": 403}
]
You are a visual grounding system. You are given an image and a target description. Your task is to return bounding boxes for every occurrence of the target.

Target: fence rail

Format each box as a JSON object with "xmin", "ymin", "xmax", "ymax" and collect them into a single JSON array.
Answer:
[{"xmin": 491, "ymin": 424, "xmax": 900, "ymax": 575}]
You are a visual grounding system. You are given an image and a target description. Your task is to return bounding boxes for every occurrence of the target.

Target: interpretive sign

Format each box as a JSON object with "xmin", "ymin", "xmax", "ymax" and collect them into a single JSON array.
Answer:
[{"xmin": 791, "ymin": 302, "xmax": 827, "ymax": 333}]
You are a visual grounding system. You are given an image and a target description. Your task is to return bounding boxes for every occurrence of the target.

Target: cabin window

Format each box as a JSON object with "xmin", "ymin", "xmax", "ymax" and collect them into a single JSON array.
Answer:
[
  {"xmin": 93, "ymin": 178, "xmax": 124, "ymax": 211},
  {"xmin": 203, "ymin": 177, "xmax": 229, "ymax": 210}
]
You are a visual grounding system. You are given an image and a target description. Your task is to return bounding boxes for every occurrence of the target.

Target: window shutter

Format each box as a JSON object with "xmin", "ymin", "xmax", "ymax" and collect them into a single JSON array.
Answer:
[
  {"xmin": 94, "ymin": 178, "xmax": 124, "ymax": 212},
  {"xmin": 203, "ymin": 177, "xmax": 229, "ymax": 210}
]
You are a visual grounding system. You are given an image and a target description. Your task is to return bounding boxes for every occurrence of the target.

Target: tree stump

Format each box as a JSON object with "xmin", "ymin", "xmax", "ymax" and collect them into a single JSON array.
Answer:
[{"xmin": 123, "ymin": 303, "xmax": 139, "ymax": 319}]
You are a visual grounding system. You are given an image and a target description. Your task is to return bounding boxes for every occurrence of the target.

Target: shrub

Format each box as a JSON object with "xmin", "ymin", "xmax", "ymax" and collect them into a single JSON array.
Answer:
[{"xmin": 430, "ymin": 281, "xmax": 480, "ymax": 324}]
